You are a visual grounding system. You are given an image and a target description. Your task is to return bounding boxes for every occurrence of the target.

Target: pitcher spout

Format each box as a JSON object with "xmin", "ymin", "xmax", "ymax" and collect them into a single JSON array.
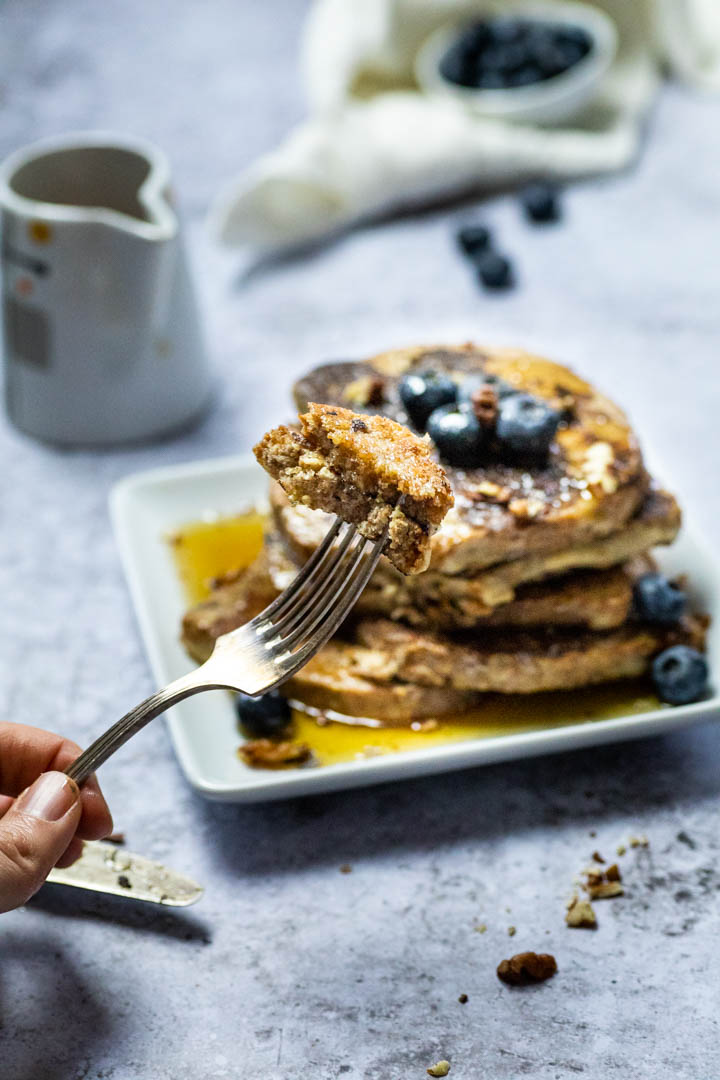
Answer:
[{"xmin": 0, "ymin": 131, "xmax": 177, "ymax": 241}]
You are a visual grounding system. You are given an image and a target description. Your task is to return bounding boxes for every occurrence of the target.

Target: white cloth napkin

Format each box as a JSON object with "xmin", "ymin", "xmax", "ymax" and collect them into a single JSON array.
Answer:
[{"xmin": 211, "ymin": 0, "xmax": 720, "ymax": 253}]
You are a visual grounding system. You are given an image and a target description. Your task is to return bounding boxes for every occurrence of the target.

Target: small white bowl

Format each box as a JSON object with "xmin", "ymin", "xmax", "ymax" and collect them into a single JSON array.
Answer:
[{"xmin": 415, "ymin": 2, "xmax": 618, "ymax": 125}]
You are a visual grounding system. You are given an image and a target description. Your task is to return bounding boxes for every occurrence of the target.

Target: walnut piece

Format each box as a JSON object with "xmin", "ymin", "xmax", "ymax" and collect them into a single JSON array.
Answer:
[
  {"xmin": 582, "ymin": 860, "xmax": 624, "ymax": 899},
  {"xmin": 497, "ymin": 952, "xmax": 557, "ymax": 986},
  {"xmin": 427, "ymin": 1061, "xmax": 450, "ymax": 1077},
  {"xmin": 566, "ymin": 894, "xmax": 597, "ymax": 928},
  {"xmin": 471, "ymin": 385, "xmax": 498, "ymax": 428},
  {"xmin": 586, "ymin": 880, "xmax": 624, "ymax": 900},
  {"xmin": 239, "ymin": 739, "xmax": 312, "ymax": 768}
]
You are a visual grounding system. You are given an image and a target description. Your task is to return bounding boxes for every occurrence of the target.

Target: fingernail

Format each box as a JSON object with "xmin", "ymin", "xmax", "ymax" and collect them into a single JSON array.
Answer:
[{"xmin": 17, "ymin": 772, "xmax": 79, "ymax": 822}]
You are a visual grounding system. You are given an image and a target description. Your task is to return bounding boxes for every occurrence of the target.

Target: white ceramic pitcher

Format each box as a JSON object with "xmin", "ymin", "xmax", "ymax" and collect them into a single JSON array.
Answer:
[{"xmin": 0, "ymin": 132, "xmax": 212, "ymax": 445}]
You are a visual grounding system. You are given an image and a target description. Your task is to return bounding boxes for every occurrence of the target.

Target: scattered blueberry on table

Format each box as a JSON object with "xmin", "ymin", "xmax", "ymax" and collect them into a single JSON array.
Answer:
[
  {"xmin": 439, "ymin": 16, "xmax": 593, "ymax": 91},
  {"xmin": 457, "ymin": 224, "xmax": 492, "ymax": 256},
  {"xmin": 652, "ymin": 645, "xmax": 708, "ymax": 705},
  {"xmin": 454, "ymin": 224, "xmax": 516, "ymax": 292},
  {"xmin": 521, "ymin": 181, "xmax": 561, "ymax": 223},
  {"xmin": 399, "ymin": 370, "xmax": 457, "ymax": 431},
  {"xmin": 634, "ymin": 573, "xmax": 687, "ymax": 625},
  {"xmin": 236, "ymin": 691, "xmax": 291, "ymax": 738},
  {"xmin": 476, "ymin": 251, "xmax": 515, "ymax": 290}
]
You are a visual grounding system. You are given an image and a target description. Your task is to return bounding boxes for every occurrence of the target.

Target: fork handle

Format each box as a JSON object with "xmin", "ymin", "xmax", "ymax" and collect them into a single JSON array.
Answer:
[{"xmin": 65, "ymin": 669, "xmax": 217, "ymax": 785}]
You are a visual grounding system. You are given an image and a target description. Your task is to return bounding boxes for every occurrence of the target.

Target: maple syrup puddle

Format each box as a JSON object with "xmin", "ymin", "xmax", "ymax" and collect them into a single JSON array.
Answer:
[{"xmin": 170, "ymin": 510, "xmax": 663, "ymax": 767}]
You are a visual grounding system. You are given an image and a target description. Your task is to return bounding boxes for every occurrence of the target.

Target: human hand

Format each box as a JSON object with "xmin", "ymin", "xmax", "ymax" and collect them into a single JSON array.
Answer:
[{"xmin": 0, "ymin": 721, "xmax": 113, "ymax": 914}]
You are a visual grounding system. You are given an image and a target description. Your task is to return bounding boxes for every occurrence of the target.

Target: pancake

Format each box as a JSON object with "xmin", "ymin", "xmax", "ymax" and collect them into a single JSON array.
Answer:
[
  {"xmin": 265, "ymin": 526, "xmax": 649, "ymax": 631},
  {"xmin": 180, "ymin": 550, "xmax": 277, "ymax": 664},
  {"xmin": 282, "ymin": 644, "xmax": 479, "ymax": 721},
  {"xmin": 293, "ymin": 344, "xmax": 648, "ymax": 574},
  {"xmin": 180, "ymin": 534, "xmax": 650, "ymax": 669},
  {"xmin": 287, "ymin": 614, "xmax": 708, "ymax": 698},
  {"xmin": 271, "ymin": 482, "xmax": 681, "ymax": 611}
]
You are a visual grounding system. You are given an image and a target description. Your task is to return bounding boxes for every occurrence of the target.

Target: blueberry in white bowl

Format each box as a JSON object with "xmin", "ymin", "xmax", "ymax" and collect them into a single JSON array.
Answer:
[
  {"xmin": 399, "ymin": 371, "xmax": 457, "ymax": 431},
  {"xmin": 416, "ymin": 2, "xmax": 618, "ymax": 126},
  {"xmin": 652, "ymin": 646, "xmax": 708, "ymax": 706}
]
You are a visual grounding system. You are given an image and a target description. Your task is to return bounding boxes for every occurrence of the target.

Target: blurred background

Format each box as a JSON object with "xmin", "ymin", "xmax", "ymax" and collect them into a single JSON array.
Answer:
[{"xmin": 2, "ymin": 0, "xmax": 718, "ymax": 463}]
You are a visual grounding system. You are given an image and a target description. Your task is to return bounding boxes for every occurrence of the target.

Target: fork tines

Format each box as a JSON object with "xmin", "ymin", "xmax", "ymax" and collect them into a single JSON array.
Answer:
[{"xmin": 250, "ymin": 515, "xmax": 387, "ymax": 682}]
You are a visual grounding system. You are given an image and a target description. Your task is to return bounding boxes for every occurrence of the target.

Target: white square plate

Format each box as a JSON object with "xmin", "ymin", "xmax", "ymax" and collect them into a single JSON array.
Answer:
[{"xmin": 111, "ymin": 456, "xmax": 720, "ymax": 802}]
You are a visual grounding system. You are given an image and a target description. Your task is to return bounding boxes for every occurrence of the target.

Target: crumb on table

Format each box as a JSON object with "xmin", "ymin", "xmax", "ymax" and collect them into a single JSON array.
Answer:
[
  {"xmin": 497, "ymin": 952, "xmax": 557, "ymax": 986},
  {"xmin": 427, "ymin": 1061, "xmax": 451, "ymax": 1077},
  {"xmin": 566, "ymin": 894, "xmax": 597, "ymax": 928}
]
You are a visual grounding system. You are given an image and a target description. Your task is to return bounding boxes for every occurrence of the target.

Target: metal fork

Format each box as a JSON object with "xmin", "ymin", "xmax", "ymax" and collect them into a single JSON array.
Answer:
[{"xmin": 65, "ymin": 519, "xmax": 387, "ymax": 785}]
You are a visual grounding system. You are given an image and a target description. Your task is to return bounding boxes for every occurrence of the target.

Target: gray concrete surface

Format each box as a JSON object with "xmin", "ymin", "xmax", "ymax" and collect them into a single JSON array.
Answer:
[{"xmin": 1, "ymin": 2, "xmax": 720, "ymax": 1078}]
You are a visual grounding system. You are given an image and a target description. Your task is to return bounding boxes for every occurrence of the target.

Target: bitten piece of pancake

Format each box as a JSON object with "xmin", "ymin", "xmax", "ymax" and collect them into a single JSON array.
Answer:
[{"xmin": 254, "ymin": 402, "xmax": 453, "ymax": 574}]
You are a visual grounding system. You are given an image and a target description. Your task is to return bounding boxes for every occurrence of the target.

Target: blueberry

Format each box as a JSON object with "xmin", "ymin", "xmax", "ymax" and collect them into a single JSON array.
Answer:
[
  {"xmin": 399, "ymin": 371, "xmax": 457, "ymax": 431},
  {"xmin": 496, "ymin": 392, "xmax": 560, "ymax": 460},
  {"xmin": 457, "ymin": 372, "xmax": 514, "ymax": 407},
  {"xmin": 476, "ymin": 251, "xmax": 514, "ymax": 289},
  {"xmin": 476, "ymin": 70, "xmax": 507, "ymax": 90},
  {"xmin": 521, "ymin": 182, "xmax": 561, "ymax": 223},
  {"xmin": 236, "ymin": 691, "xmax": 291, "ymax": 738},
  {"xmin": 535, "ymin": 43, "xmax": 572, "ymax": 79},
  {"xmin": 634, "ymin": 573, "xmax": 687, "ymax": 625},
  {"xmin": 558, "ymin": 25, "xmax": 593, "ymax": 54},
  {"xmin": 523, "ymin": 23, "xmax": 556, "ymax": 55},
  {"xmin": 507, "ymin": 63, "xmax": 544, "ymax": 86},
  {"xmin": 554, "ymin": 39, "xmax": 586, "ymax": 70},
  {"xmin": 457, "ymin": 224, "xmax": 492, "ymax": 257},
  {"xmin": 652, "ymin": 645, "xmax": 708, "ymax": 706},
  {"xmin": 426, "ymin": 404, "xmax": 485, "ymax": 467},
  {"xmin": 488, "ymin": 17, "xmax": 526, "ymax": 46},
  {"xmin": 440, "ymin": 42, "xmax": 477, "ymax": 87},
  {"xmin": 483, "ymin": 42, "xmax": 528, "ymax": 76},
  {"xmin": 463, "ymin": 21, "xmax": 492, "ymax": 53}
]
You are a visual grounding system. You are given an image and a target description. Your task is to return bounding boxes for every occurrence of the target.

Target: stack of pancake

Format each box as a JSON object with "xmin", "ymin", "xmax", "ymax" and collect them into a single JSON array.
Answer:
[{"xmin": 182, "ymin": 344, "xmax": 706, "ymax": 722}]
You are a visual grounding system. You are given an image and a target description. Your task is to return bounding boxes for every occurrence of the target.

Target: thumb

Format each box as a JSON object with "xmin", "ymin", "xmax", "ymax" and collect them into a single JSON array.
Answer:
[{"xmin": 0, "ymin": 772, "xmax": 81, "ymax": 914}]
